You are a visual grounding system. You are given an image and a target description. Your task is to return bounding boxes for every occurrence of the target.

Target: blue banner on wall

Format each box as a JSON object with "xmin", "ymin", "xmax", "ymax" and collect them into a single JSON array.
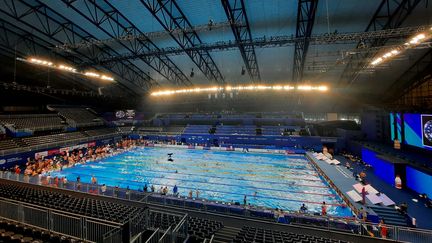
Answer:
[{"xmin": 361, "ymin": 147, "xmax": 395, "ymax": 185}]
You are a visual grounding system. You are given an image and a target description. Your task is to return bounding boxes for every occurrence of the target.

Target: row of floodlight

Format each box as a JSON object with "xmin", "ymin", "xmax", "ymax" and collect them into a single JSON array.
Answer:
[
  {"xmin": 370, "ymin": 28, "xmax": 432, "ymax": 66},
  {"xmin": 150, "ymin": 85, "xmax": 328, "ymax": 96},
  {"xmin": 28, "ymin": 58, "xmax": 114, "ymax": 81}
]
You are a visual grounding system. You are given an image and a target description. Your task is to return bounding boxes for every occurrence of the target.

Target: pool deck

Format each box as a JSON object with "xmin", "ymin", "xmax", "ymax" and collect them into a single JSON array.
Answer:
[{"xmin": 306, "ymin": 152, "xmax": 378, "ymax": 220}]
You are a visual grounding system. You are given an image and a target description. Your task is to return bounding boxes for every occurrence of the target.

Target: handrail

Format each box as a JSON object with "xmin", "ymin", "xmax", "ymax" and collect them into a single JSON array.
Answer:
[
  {"xmin": 159, "ymin": 226, "xmax": 172, "ymax": 241},
  {"xmin": 173, "ymin": 214, "xmax": 188, "ymax": 233},
  {"xmin": 208, "ymin": 234, "xmax": 215, "ymax": 243},
  {"xmin": 102, "ymin": 226, "xmax": 122, "ymax": 239},
  {"xmin": 130, "ymin": 231, "xmax": 143, "ymax": 243},
  {"xmin": 144, "ymin": 228, "xmax": 160, "ymax": 243}
]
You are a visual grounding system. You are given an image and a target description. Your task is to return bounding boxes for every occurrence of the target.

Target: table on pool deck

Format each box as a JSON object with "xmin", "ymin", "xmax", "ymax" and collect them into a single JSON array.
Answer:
[{"xmin": 306, "ymin": 152, "xmax": 377, "ymax": 216}]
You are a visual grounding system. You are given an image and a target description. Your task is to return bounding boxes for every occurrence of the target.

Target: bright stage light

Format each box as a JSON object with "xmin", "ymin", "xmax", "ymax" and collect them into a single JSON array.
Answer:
[
  {"xmin": 101, "ymin": 75, "xmax": 114, "ymax": 81},
  {"xmin": 297, "ymin": 85, "xmax": 312, "ymax": 91},
  {"xmin": 58, "ymin": 64, "xmax": 76, "ymax": 72},
  {"xmin": 371, "ymin": 28, "xmax": 431, "ymax": 67},
  {"xmin": 150, "ymin": 84, "xmax": 328, "ymax": 96},
  {"xmin": 25, "ymin": 57, "xmax": 115, "ymax": 81},
  {"xmin": 85, "ymin": 72, "xmax": 100, "ymax": 77}
]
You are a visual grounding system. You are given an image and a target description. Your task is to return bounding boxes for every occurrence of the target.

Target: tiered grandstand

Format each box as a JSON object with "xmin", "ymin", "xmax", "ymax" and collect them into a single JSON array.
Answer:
[
  {"xmin": 0, "ymin": 114, "xmax": 65, "ymax": 132},
  {"xmin": 56, "ymin": 107, "xmax": 104, "ymax": 127},
  {"xmin": 0, "ymin": 139, "xmax": 20, "ymax": 151},
  {"xmin": 83, "ymin": 128, "xmax": 119, "ymax": 137},
  {"xmin": 21, "ymin": 132, "xmax": 87, "ymax": 147},
  {"xmin": 215, "ymin": 125, "xmax": 257, "ymax": 135},
  {"xmin": 183, "ymin": 125, "xmax": 212, "ymax": 134}
]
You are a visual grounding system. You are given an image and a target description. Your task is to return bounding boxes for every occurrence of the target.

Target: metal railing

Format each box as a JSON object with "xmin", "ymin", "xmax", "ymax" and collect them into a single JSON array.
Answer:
[
  {"xmin": 158, "ymin": 226, "xmax": 173, "ymax": 243},
  {"xmin": 172, "ymin": 214, "xmax": 188, "ymax": 239},
  {"xmin": 144, "ymin": 228, "xmax": 160, "ymax": 243},
  {"xmin": 102, "ymin": 227, "xmax": 123, "ymax": 243},
  {"xmin": 0, "ymin": 197, "xmax": 123, "ymax": 242},
  {"xmin": 204, "ymin": 234, "xmax": 215, "ymax": 243},
  {"xmin": 3, "ymin": 172, "xmax": 432, "ymax": 242}
]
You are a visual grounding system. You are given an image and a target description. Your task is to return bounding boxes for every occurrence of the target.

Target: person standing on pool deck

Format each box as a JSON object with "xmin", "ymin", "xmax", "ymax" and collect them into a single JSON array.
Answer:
[
  {"xmin": 196, "ymin": 189, "xmax": 200, "ymax": 199},
  {"xmin": 91, "ymin": 175, "xmax": 97, "ymax": 184},
  {"xmin": 151, "ymin": 185, "xmax": 155, "ymax": 192},
  {"xmin": 144, "ymin": 184, "xmax": 148, "ymax": 192},
  {"xmin": 300, "ymin": 204, "xmax": 308, "ymax": 214},
  {"xmin": 361, "ymin": 186, "xmax": 366, "ymax": 205},
  {"xmin": 173, "ymin": 185, "xmax": 178, "ymax": 196},
  {"xmin": 244, "ymin": 195, "xmax": 247, "ymax": 206},
  {"xmin": 101, "ymin": 184, "xmax": 107, "ymax": 195},
  {"xmin": 321, "ymin": 201, "xmax": 327, "ymax": 216},
  {"xmin": 188, "ymin": 190, "xmax": 193, "ymax": 198}
]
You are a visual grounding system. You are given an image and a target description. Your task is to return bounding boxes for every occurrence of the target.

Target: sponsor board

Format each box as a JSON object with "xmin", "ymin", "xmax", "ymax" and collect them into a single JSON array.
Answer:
[{"xmin": 34, "ymin": 151, "xmax": 48, "ymax": 159}]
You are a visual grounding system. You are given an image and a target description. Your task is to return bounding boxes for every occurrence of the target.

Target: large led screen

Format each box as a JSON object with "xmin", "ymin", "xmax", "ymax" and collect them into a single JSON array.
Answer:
[{"xmin": 404, "ymin": 113, "xmax": 432, "ymax": 150}]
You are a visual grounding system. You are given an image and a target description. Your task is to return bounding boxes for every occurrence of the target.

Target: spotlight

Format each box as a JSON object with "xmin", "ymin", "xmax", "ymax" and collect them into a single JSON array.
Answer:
[
  {"xmin": 241, "ymin": 67, "xmax": 245, "ymax": 75},
  {"xmin": 190, "ymin": 68, "xmax": 194, "ymax": 78},
  {"xmin": 85, "ymin": 72, "xmax": 100, "ymax": 77}
]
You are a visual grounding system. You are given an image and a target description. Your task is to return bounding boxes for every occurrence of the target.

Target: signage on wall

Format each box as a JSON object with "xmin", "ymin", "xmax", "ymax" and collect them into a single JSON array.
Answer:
[
  {"xmin": 422, "ymin": 114, "xmax": 432, "ymax": 148},
  {"xmin": 115, "ymin": 110, "xmax": 136, "ymax": 119}
]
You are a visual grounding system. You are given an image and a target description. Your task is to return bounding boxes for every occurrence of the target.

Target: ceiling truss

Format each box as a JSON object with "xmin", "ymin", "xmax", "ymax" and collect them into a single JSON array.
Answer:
[
  {"xmin": 140, "ymin": 0, "xmax": 225, "ymax": 84},
  {"xmin": 222, "ymin": 0, "xmax": 261, "ymax": 82}
]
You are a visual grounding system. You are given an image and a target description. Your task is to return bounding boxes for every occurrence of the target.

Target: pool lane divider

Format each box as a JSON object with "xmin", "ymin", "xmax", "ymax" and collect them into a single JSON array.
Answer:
[
  {"xmin": 92, "ymin": 162, "xmax": 322, "ymax": 182},
  {"xmin": 72, "ymin": 162, "xmax": 326, "ymax": 186},
  {"xmin": 146, "ymin": 154, "xmax": 313, "ymax": 167},
  {"xmin": 61, "ymin": 172, "xmax": 336, "ymax": 200}
]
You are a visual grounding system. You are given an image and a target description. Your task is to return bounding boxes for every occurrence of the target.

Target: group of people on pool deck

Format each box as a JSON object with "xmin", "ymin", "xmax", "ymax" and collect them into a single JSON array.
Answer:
[
  {"xmin": 141, "ymin": 183, "xmax": 200, "ymax": 198},
  {"xmin": 9, "ymin": 138, "xmax": 142, "ymax": 179}
]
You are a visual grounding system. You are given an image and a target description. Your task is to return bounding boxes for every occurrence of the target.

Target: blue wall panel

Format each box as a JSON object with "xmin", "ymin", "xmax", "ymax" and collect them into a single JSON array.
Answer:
[
  {"xmin": 406, "ymin": 166, "xmax": 432, "ymax": 198},
  {"xmin": 361, "ymin": 147, "xmax": 395, "ymax": 185}
]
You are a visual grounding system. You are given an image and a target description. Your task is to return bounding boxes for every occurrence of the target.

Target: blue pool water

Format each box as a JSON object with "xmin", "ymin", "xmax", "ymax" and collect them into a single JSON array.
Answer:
[{"xmin": 52, "ymin": 147, "xmax": 352, "ymax": 216}]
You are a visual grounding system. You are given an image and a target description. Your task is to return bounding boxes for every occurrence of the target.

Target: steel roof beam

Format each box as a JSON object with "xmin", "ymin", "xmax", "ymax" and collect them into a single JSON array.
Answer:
[
  {"xmin": 0, "ymin": 18, "xmax": 134, "ymax": 96},
  {"xmin": 0, "ymin": 0, "xmax": 156, "ymax": 94},
  {"xmin": 292, "ymin": 0, "xmax": 318, "ymax": 83},
  {"xmin": 339, "ymin": 0, "xmax": 423, "ymax": 86},
  {"xmin": 91, "ymin": 25, "xmax": 424, "ymax": 64},
  {"xmin": 222, "ymin": 0, "xmax": 261, "ymax": 82},
  {"xmin": 61, "ymin": 0, "xmax": 191, "ymax": 86},
  {"xmin": 140, "ymin": 0, "xmax": 225, "ymax": 84}
]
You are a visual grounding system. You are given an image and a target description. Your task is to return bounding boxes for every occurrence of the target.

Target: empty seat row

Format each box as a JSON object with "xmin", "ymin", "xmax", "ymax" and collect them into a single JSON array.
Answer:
[
  {"xmin": 148, "ymin": 211, "xmax": 182, "ymax": 230},
  {"xmin": 117, "ymin": 126, "xmax": 133, "ymax": 133},
  {"xmin": 232, "ymin": 226, "xmax": 349, "ymax": 243},
  {"xmin": 0, "ymin": 139, "xmax": 20, "ymax": 151},
  {"xmin": 0, "ymin": 182, "xmax": 146, "ymax": 224},
  {"xmin": 0, "ymin": 114, "xmax": 64, "ymax": 131},
  {"xmin": 84, "ymin": 128, "xmax": 118, "ymax": 137},
  {"xmin": 56, "ymin": 108, "xmax": 103, "ymax": 127},
  {"xmin": 187, "ymin": 216, "xmax": 223, "ymax": 242},
  {"xmin": 21, "ymin": 132, "xmax": 86, "ymax": 147},
  {"xmin": 0, "ymin": 218, "xmax": 82, "ymax": 243}
]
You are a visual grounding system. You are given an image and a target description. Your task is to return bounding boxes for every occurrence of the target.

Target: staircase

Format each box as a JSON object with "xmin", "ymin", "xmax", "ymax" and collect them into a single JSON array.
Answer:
[
  {"xmin": 211, "ymin": 226, "xmax": 240, "ymax": 243},
  {"xmin": 370, "ymin": 206, "xmax": 408, "ymax": 226}
]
